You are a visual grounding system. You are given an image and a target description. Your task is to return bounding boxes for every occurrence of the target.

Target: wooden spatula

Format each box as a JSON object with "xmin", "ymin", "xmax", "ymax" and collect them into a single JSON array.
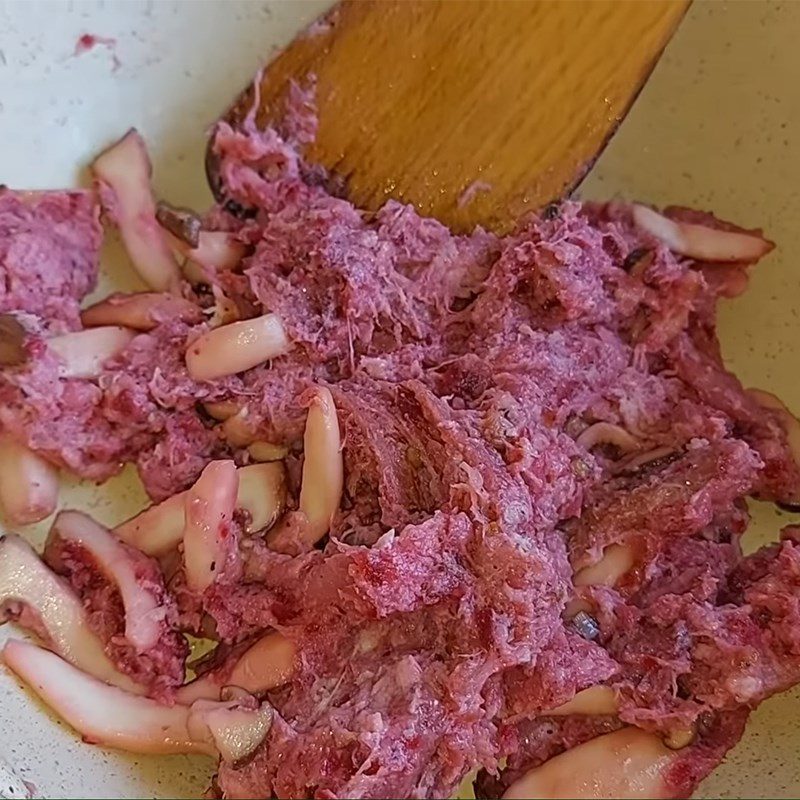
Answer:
[{"xmin": 212, "ymin": 0, "xmax": 688, "ymax": 234}]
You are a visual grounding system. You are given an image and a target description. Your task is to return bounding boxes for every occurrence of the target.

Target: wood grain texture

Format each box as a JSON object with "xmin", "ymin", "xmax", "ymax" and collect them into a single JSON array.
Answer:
[{"xmin": 219, "ymin": 0, "xmax": 689, "ymax": 233}]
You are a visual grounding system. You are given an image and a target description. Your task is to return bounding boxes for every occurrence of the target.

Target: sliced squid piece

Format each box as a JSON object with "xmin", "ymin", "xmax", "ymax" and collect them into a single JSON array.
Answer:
[
  {"xmin": 187, "ymin": 232, "xmax": 247, "ymax": 272},
  {"xmin": 185, "ymin": 313, "xmax": 289, "ymax": 381},
  {"xmin": 182, "ymin": 259, "xmax": 215, "ymax": 286},
  {"xmin": 573, "ymin": 544, "xmax": 635, "ymax": 588},
  {"xmin": 632, "ymin": 204, "xmax": 772, "ymax": 263},
  {"xmin": 548, "ymin": 685, "xmax": 618, "ymax": 716},
  {"xmin": 46, "ymin": 511, "xmax": 164, "ymax": 653},
  {"xmin": 91, "ymin": 129, "xmax": 181, "ymax": 292},
  {"xmin": 176, "ymin": 632, "xmax": 295, "ymax": 704},
  {"xmin": 115, "ymin": 463, "xmax": 286, "ymax": 556},
  {"xmin": 212, "ymin": 402, "xmax": 277, "ymax": 450},
  {"xmin": 48, "ymin": 327, "xmax": 136, "ymax": 379},
  {"xmin": 236, "ymin": 462, "xmax": 286, "ymax": 533},
  {"xmin": 502, "ymin": 727, "xmax": 677, "ymax": 800},
  {"xmin": 220, "ymin": 406, "xmax": 255, "ymax": 448},
  {"xmin": 298, "ymin": 387, "xmax": 343, "ymax": 543},
  {"xmin": 203, "ymin": 401, "xmax": 240, "ymax": 421},
  {"xmin": 0, "ymin": 535, "xmax": 142, "ymax": 693},
  {"xmin": 182, "ymin": 232, "xmax": 247, "ymax": 284},
  {"xmin": 156, "ymin": 202, "xmax": 246, "ymax": 283},
  {"xmin": 0, "ymin": 438, "xmax": 59, "ymax": 525},
  {"xmin": 81, "ymin": 292, "xmax": 202, "ymax": 331},
  {"xmin": 266, "ymin": 387, "xmax": 343, "ymax": 552},
  {"xmin": 196, "ymin": 698, "xmax": 273, "ymax": 764},
  {"xmin": 576, "ymin": 423, "xmax": 639, "ymax": 454},
  {"xmin": 663, "ymin": 726, "xmax": 695, "ymax": 750},
  {"xmin": 115, "ymin": 491, "xmax": 185, "ymax": 558},
  {"xmin": 2, "ymin": 639, "xmax": 271, "ymax": 760},
  {"xmin": 183, "ymin": 461, "xmax": 238, "ymax": 592},
  {"xmin": 247, "ymin": 441, "xmax": 289, "ymax": 463}
]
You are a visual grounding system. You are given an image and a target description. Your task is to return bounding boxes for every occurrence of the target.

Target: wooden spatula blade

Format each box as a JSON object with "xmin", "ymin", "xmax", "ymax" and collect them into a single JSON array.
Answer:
[{"xmin": 218, "ymin": 0, "xmax": 689, "ymax": 233}]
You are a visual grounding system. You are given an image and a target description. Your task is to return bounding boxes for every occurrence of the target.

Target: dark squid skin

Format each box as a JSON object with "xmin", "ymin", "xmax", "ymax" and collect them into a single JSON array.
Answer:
[
  {"xmin": 0, "ymin": 314, "xmax": 29, "ymax": 367},
  {"xmin": 155, "ymin": 201, "xmax": 202, "ymax": 248},
  {"xmin": 204, "ymin": 143, "xmax": 226, "ymax": 211}
]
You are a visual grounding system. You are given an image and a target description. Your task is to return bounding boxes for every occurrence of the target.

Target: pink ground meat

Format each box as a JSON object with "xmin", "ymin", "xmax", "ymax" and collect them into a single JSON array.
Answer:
[
  {"xmin": 0, "ymin": 188, "xmax": 101, "ymax": 333},
  {"xmin": 43, "ymin": 533, "xmax": 187, "ymax": 698},
  {"xmin": 1, "ymin": 91, "xmax": 799, "ymax": 799}
]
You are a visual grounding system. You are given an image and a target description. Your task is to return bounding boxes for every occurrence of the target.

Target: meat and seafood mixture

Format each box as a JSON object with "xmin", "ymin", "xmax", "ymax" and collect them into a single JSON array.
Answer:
[{"xmin": 0, "ymin": 87, "xmax": 799, "ymax": 800}]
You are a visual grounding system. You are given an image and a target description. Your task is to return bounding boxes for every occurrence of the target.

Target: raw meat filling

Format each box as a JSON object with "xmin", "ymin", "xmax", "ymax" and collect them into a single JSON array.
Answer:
[{"xmin": 0, "ymin": 93, "xmax": 798, "ymax": 800}]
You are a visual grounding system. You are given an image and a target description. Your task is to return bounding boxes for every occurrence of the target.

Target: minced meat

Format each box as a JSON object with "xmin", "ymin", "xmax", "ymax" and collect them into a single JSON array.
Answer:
[
  {"xmin": 0, "ymin": 94, "xmax": 798, "ymax": 800},
  {"xmin": 0, "ymin": 188, "xmax": 101, "ymax": 333}
]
